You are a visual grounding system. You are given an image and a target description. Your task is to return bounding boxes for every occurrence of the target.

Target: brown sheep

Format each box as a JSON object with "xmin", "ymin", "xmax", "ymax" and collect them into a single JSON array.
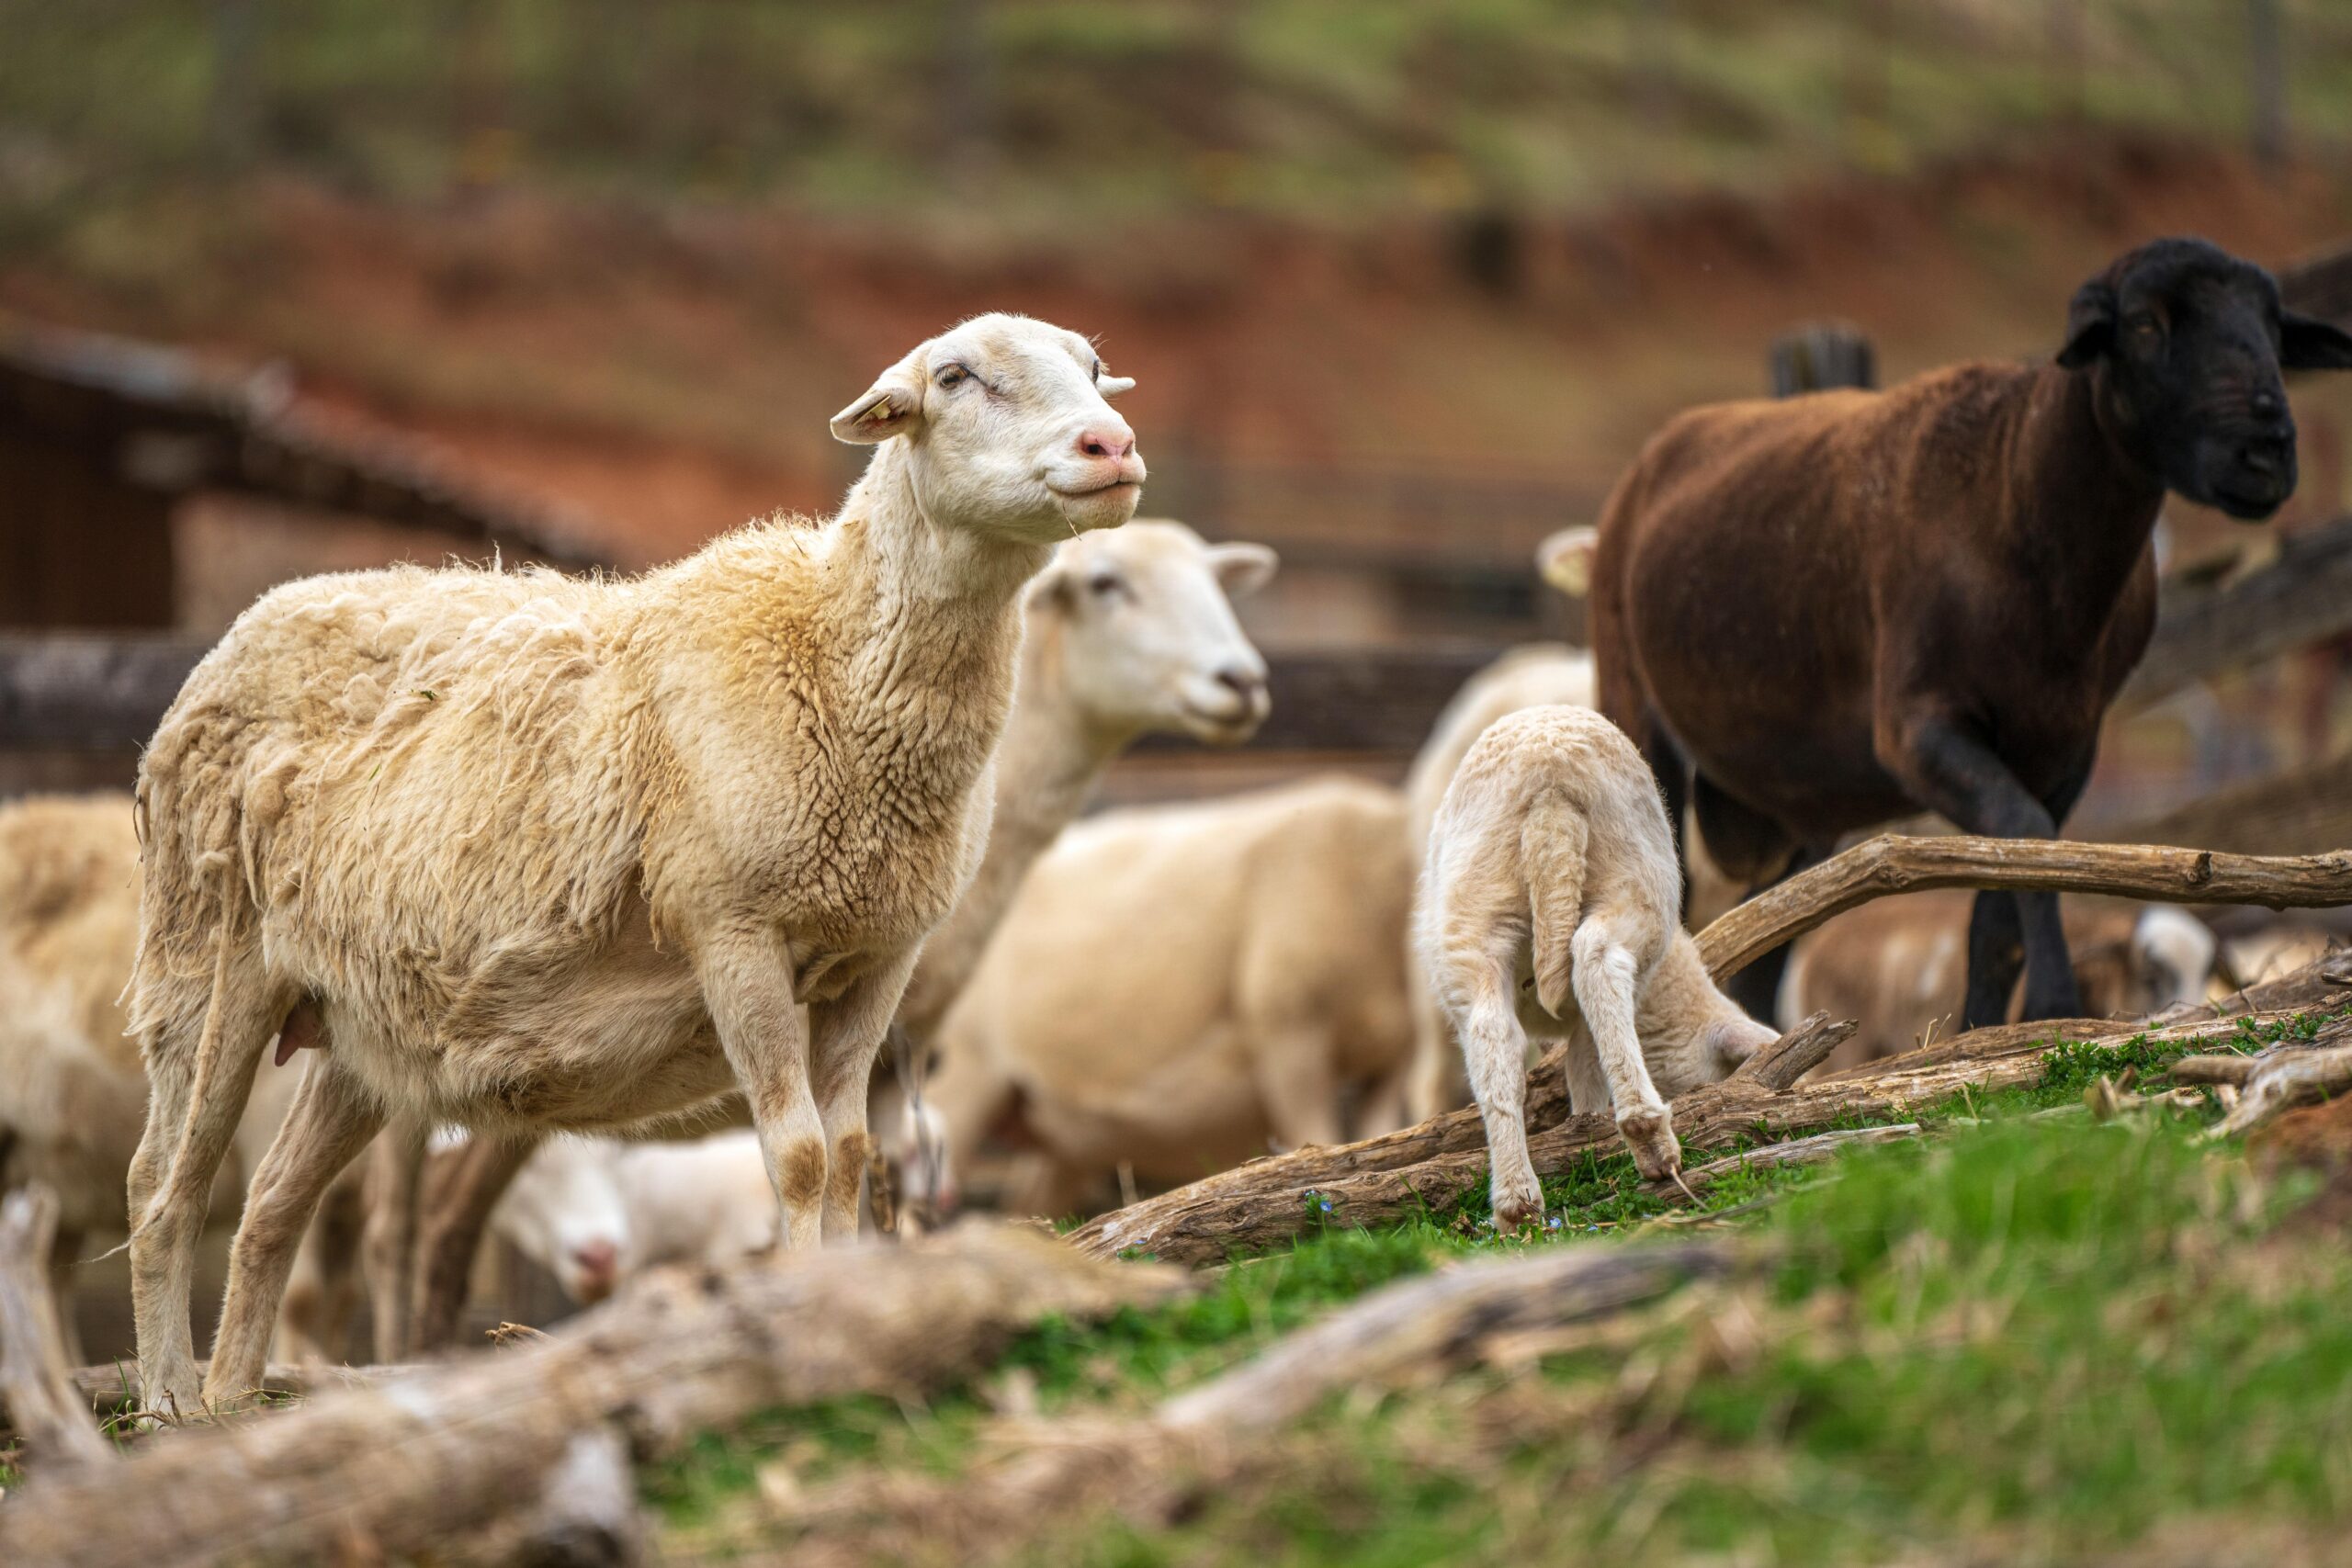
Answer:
[{"xmin": 1592, "ymin": 236, "xmax": 2352, "ymax": 1032}]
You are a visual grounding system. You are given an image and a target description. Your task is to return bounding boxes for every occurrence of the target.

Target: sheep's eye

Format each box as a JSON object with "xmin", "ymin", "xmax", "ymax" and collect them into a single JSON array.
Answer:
[
  {"xmin": 2127, "ymin": 315, "xmax": 2161, "ymax": 337},
  {"xmin": 1088, "ymin": 573, "xmax": 1124, "ymax": 599},
  {"xmin": 936, "ymin": 366, "xmax": 968, "ymax": 389}
]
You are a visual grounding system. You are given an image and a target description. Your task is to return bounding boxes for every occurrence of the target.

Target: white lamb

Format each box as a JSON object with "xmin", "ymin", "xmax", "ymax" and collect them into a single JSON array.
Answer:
[
  {"xmin": 1416, "ymin": 705, "xmax": 1775, "ymax": 1226},
  {"xmin": 125, "ymin": 313, "xmax": 1145, "ymax": 1417}
]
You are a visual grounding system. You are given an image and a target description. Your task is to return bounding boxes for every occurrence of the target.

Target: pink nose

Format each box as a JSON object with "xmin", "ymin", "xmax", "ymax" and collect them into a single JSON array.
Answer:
[
  {"xmin": 1078, "ymin": 426, "xmax": 1135, "ymax": 462},
  {"xmin": 570, "ymin": 1239, "xmax": 619, "ymax": 1284}
]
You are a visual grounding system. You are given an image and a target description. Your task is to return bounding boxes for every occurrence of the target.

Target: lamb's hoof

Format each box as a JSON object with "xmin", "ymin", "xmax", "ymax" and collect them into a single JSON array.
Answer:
[
  {"xmin": 1619, "ymin": 1111, "xmax": 1681, "ymax": 1182},
  {"xmin": 1489, "ymin": 1171, "xmax": 1544, "ymax": 1230}
]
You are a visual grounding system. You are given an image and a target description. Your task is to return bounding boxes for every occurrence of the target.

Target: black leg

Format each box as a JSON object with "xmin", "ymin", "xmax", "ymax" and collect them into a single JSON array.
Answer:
[
  {"xmin": 2015, "ymin": 746, "xmax": 2098, "ymax": 1021},
  {"xmin": 1882, "ymin": 713, "xmax": 2088, "ymax": 1029},
  {"xmin": 1962, "ymin": 889, "xmax": 2026, "ymax": 1030}
]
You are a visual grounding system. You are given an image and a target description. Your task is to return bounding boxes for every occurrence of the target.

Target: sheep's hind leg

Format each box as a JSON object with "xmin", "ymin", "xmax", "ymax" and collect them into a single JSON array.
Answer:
[
  {"xmin": 1442, "ymin": 948, "xmax": 1544, "ymax": 1229},
  {"xmin": 1570, "ymin": 919, "xmax": 1681, "ymax": 1180},
  {"xmin": 413, "ymin": 1134, "xmax": 537, "ymax": 1352},
  {"xmin": 128, "ymin": 960, "xmax": 291, "ymax": 1421},
  {"xmin": 207, "ymin": 1061, "xmax": 382, "ymax": 1408},
  {"xmin": 808, "ymin": 951, "xmax": 922, "ymax": 1245},
  {"xmin": 362, "ymin": 1120, "xmax": 429, "ymax": 1363}
]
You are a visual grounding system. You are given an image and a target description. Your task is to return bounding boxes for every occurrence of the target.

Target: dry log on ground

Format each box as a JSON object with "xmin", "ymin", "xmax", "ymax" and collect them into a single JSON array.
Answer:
[
  {"xmin": 775, "ymin": 1239, "xmax": 1737, "ymax": 1565},
  {"xmin": 1645, "ymin": 1122, "xmax": 1922, "ymax": 1199},
  {"xmin": 1073, "ymin": 1004, "xmax": 2352, "ymax": 1268},
  {"xmin": 0, "ymin": 1187, "xmax": 112, "ymax": 1469},
  {"xmin": 1697, "ymin": 834, "xmax": 2352, "ymax": 980},
  {"xmin": 0, "ymin": 1224, "xmax": 1186, "ymax": 1568},
  {"xmin": 64, "ymin": 1359, "xmax": 421, "ymax": 1414},
  {"xmin": 2213, "ymin": 1043, "xmax": 2352, "ymax": 1138}
]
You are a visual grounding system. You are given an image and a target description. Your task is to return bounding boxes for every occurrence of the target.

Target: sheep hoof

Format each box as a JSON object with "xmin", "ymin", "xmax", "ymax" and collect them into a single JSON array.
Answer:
[
  {"xmin": 1489, "ymin": 1172, "xmax": 1544, "ymax": 1230},
  {"xmin": 1619, "ymin": 1111, "xmax": 1681, "ymax": 1182}
]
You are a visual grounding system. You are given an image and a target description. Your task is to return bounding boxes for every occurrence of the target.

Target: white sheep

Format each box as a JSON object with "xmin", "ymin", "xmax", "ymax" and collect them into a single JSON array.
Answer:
[
  {"xmin": 920, "ymin": 775, "xmax": 1414, "ymax": 1219},
  {"xmin": 125, "ymin": 313, "xmax": 1146, "ymax": 1417},
  {"xmin": 391, "ymin": 516, "xmax": 1277, "ymax": 1348},
  {"xmin": 0, "ymin": 794, "xmax": 325, "ymax": 1363},
  {"xmin": 1416, "ymin": 705, "xmax": 1775, "ymax": 1226},
  {"xmin": 477, "ymin": 1130, "xmax": 777, "ymax": 1311}
]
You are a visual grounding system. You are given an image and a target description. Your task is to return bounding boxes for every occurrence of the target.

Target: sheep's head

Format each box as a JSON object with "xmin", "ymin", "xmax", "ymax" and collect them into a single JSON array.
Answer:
[
  {"xmin": 831, "ymin": 312, "xmax": 1144, "ymax": 542},
  {"xmin": 1026, "ymin": 520, "xmax": 1276, "ymax": 746},
  {"xmin": 2126, "ymin": 906, "xmax": 2218, "ymax": 1018},
  {"xmin": 494, "ymin": 1135, "xmax": 633, "ymax": 1305},
  {"xmin": 2057, "ymin": 236, "xmax": 2352, "ymax": 521}
]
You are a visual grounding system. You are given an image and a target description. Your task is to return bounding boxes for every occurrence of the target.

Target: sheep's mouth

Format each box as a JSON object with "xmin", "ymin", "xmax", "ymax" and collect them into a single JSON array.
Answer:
[
  {"xmin": 1051, "ymin": 479, "xmax": 1140, "ymax": 500},
  {"xmin": 1180, "ymin": 705, "xmax": 1260, "ymax": 744}
]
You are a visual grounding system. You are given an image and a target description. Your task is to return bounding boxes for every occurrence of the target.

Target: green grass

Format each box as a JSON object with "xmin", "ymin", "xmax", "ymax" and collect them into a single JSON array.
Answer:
[
  {"xmin": 1033, "ymin": 1113, "xmax": 2352, "ymax": 1567},
  {"xmin": 643, "ymin": 1023, "xmax": 2348, "ymax": 1559}
]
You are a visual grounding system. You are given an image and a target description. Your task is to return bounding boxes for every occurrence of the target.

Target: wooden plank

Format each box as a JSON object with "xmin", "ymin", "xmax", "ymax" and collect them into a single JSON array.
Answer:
[
  {"xmin": 0, "ymin": 636, "xmax": 205, "ymax": 750},
  {"xmin": 2109, "ymin": 746, "xmax": 2352, "ymax": 858},
  {"xmin": 2119, "ymin": 512, "xmax": 2352, "ymax": 711}
]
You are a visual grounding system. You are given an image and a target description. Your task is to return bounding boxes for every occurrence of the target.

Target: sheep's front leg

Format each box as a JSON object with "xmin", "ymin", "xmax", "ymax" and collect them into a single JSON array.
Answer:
[
  {"xmin": 806, "ymin": 949, "xmax": 921, "ymax": 1245},
  {"xmin": 1569, "ymin": 920, "xmax": 1680, "ymax": 1180},
  {"xmin": 697, "ymin": 922, "xmax": 823, "ymax": 1253}
]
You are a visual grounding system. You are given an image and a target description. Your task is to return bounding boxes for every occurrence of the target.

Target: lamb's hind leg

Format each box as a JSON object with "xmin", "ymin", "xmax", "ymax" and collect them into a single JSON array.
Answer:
[
  {"xmin": 1436, "ymin": 942, "xmax": 1544, "ymax": 1229},
  {"xmin": 207, "ymin": 1061, "xmax": 382, "ymax": 1407},
  {"xmin": 127, "ymin": 955, "xmax": 292, "ymax": 1420},
  {"xmin": 1570, "ymin": 916, "xmax": 1681, "ymax": 1180}
]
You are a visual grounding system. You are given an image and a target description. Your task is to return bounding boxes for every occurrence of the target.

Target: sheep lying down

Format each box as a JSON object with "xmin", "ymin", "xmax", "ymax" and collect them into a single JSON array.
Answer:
[{"xmin": 1416, "ymin": 705, "xmax": 1776, "ymax": 1226}]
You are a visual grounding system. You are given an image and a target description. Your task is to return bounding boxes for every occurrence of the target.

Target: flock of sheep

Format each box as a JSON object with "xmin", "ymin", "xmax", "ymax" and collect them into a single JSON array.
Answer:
[{"xmin": 3, "ymin": 234, "xmax": 2349, "ymax": 1426}]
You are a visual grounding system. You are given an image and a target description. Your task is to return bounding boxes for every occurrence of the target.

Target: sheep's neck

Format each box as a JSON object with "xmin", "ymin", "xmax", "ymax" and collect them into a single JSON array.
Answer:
[
  {"xmin": 894, "ymin": 611, "xmax": 1124, "ymax": 1039},
  {"xmin": 826, "ymin": 446, "xmax": 1051, "ymax": 777},
  {"xmin": 1998, "ymin": 366, "xmax": 2167, "ymax": 623}
]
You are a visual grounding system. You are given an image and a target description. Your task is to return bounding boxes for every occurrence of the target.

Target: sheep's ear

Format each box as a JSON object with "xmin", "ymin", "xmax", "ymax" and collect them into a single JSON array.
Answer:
[
  {"xmin": 2056, "ymin": 280, "xmax": 2116, "ymax": 369},
  {"xmin": 1206, "ymin": 542, "xmax": 1277, "ymax": 597},
  {"xmin": 830, "ymin": 367, "xmax": 924, "ymax": 445},
  {"xmin": 2280, "ymin": 310, "xmax": 2352, "ymax": 371},
  {"xmin": 1536, "ymin": 525, "xmax": 1598, "ymax": 596}
]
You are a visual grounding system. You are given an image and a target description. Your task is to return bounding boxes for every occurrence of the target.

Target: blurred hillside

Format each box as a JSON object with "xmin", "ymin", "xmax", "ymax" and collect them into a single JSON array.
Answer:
[
  {"xmin": 3, "ymin": 2, "xmax": 2351, "ymax": 635},
  {"xmin": 6, "ymin": 1, "xmax": 2350, "ymax": 222}
]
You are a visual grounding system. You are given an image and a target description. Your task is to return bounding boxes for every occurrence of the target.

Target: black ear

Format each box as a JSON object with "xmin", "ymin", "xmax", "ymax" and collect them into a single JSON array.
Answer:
[
  {"xmin": 2280, "ymin": 310, "xmax": 2352, "ymax": 371},
  {"xmin": 2056, "ymin": 280, "xmax": 2116, "ymax": 369}
]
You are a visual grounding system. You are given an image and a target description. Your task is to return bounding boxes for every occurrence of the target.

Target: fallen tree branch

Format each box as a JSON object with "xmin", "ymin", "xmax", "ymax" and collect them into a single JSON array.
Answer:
[
  {"xmin": 0, "ymin": 1224, "xmax": 1187, "ymax": 1568},
  {"xmin": 1695, "ymin": 834, "xmax": 2352, "ymax": 980},
  {"xmin": 0, "ymin": 1187, "xmax": 111, "ymax": 1469},
  {"xmin": 1728, "ymin": 1012, "xmax": 1852, "ymax": 1090},
  {"xmin": 2213, "ymin": 1043, "xmax": 2352, "ymax": 1138},
  {"xmin": 775, "ymin": 1240, "xmax": 1738, "ymax": 1564},
  {"xmin": 1073, "ymin": 1004, "xmax": 2352, "ymax": 1269},
  {"xmin": 65, "ymin": 1359, "xmax": 422, "ymax": 1414},
  {"xmin": 1645, "ymin": 1122, "xmax": 1922, "ymax": 1199}
]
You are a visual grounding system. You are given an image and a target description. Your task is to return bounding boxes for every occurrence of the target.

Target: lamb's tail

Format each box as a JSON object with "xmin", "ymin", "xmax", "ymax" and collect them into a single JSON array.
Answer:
[{"xmin": 1521, "ymin": 792, "xmax": 1589, "ymax": 1019}]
